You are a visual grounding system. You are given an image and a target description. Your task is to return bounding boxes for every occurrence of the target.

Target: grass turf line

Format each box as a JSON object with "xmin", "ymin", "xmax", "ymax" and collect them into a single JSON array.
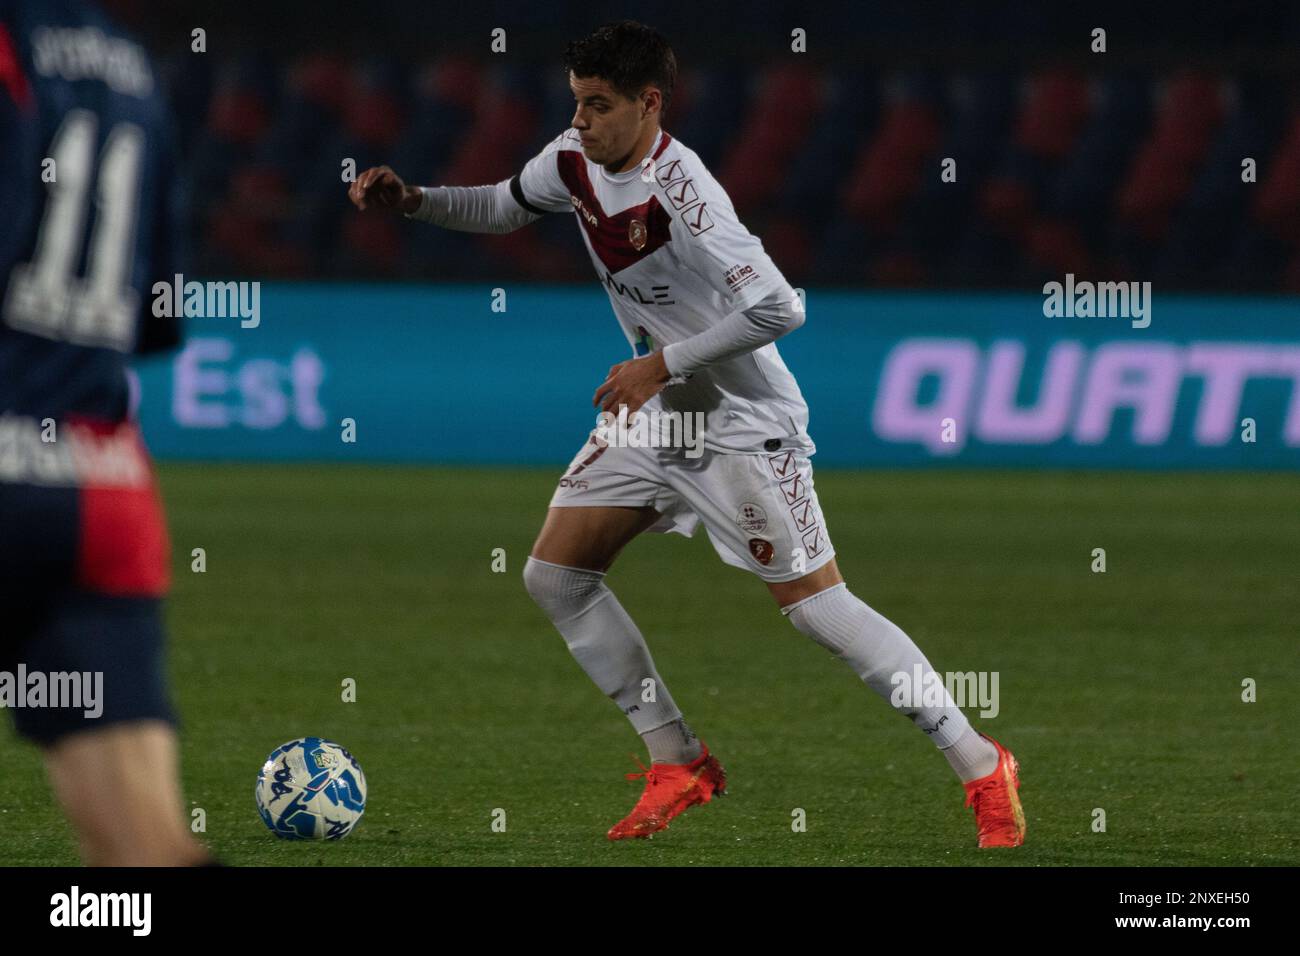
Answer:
[{"xmin": 1, "ymin": 465, "xmax": 1296, "ymax": 865}]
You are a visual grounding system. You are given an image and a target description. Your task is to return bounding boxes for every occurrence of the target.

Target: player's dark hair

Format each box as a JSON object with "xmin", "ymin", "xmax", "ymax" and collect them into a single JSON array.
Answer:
[{"xmin": 563, "ymin": 20, "xmax": 677, "ymax": 120}]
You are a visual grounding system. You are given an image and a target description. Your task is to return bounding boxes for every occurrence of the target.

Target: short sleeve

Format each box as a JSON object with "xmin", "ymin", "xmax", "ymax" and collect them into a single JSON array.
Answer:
[
  {"xmin": 664, "ymin": 160, "xmax": 793, "ymax": 313},
  {"xmin": 511, "ymin": 130, "xmax": 576, "ymax": 215}
]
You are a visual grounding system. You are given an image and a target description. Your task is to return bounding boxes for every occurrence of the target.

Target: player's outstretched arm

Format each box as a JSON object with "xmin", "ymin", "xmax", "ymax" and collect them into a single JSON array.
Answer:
[{"xmin": 348, "ymin": 165, "xmax": 541, "ymax": 234}]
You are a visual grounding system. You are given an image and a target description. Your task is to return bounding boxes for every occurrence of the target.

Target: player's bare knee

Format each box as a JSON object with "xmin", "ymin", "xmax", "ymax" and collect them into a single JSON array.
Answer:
[{"xmin": 767, "ymin": 559, "xmax": 844, "ymax": 610}]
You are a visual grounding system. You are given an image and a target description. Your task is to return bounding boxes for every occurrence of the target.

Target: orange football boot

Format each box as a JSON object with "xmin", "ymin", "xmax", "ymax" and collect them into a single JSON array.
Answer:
[
  {"xmin": 607, "ymin": 743, "xmax": 727, "ymax": 840},
  {"xmin": 962, "ymin": 734, "xmax": 1026, "ymax": 847}
]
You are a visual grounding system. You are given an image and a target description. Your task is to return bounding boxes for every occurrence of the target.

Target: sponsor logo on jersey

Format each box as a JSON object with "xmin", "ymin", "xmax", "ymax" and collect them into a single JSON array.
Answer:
[
  {"xmin": 736, "ymin": 503, "xmax": 768, "ymax": 534},
  {"xmin": 603, "ymin": 271, "xmax": 675, "ymax": 306},
  {"xmin": 0, "ymin": 417, "xmax": 151, "ymax": 488},
  {"xmin": 748, "ymin": 538, "xmax": 775, "ymax": 566},
  {"xmin": 724, "ymin": 262, "xmax": 760, "ymax": 293},
  {"xmin": 570, "ymin": 193, "xmax": 598, "ymax": 227},
  {"xmin": 557, "ymin": 152, "xmax": 672, "ymax": 271},
  {"xmin": 31, "ymin": 26, "xmax": 154, "ymax": 97}
]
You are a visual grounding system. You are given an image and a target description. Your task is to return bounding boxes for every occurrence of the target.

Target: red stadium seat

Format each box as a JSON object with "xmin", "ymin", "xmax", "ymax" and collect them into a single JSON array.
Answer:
[
  {"xmin": 978, "ymin": 177, "xmax": 1035, "ymax": 234},
  {"xmin": 1014, "ymin": 70, "xmax": 1091, "ymax": 160},
  {"xmin": 1254, "ymin": 114, "xmax": 1300, "ymax": 243},
  {"xmin": 441, "ymin": 91, "xmax": 536, "ymax": 186},
  {"xmin": 843, "ymin": 98, "xmax": 941, "ymax": 229},
  {"xmin": 207, "ymin": 85, "xmax": 269, "ymax": 145},
  {"xmin": 287, "ymin": 54, "xmax": 349, "ymax": 113},
  {"xmin": 1025, "ymin": 218, "xmax": 1093, "ymax": 276},
  {"xmin": 761, "ymin": 217, "xmax": 813, "ymax": 280},
  {"xmin": 1115, "ymin": 72, "xmax": 1224, "ymax": 240},
  {"xmin": 719, "ymin": 65, "xmax": 824, "ymax": 210},
  {"xmin": 342, "ymin": 67, "xmax": 407, "ymax": 150}
]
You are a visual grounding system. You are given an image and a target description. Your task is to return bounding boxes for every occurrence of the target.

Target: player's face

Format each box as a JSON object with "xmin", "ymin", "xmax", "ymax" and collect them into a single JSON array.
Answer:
[{"xmin": 569, "ymin": 72, "xmax": 652, "ymax": 172}]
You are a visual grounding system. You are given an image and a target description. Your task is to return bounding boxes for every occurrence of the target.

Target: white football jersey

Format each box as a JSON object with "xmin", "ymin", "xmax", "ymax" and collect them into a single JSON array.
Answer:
[{"xmin": 514, "ymin": 128, "xmax": 814, "ymax": 456}]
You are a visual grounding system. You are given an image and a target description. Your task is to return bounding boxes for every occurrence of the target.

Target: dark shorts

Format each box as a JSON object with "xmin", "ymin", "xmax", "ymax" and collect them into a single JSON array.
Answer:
[{"xmin": 0, "ymin": 420, "xmax": 176, "ymax": 745}]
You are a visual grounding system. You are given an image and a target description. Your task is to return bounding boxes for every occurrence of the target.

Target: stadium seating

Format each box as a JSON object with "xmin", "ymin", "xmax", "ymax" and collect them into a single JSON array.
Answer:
[{"xmin": 162, "ymin": 49, "xmax": 1300, "ymax": 291}]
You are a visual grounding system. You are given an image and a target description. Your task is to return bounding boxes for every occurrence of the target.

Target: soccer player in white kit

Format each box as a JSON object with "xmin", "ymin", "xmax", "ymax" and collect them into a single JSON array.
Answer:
[{"xmin": 349, "ymin": 20, "xmax": 1026, "ymax": 847}]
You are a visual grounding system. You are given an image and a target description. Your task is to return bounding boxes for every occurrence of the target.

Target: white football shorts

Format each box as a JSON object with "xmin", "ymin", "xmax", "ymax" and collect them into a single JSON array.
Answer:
[{"xmin": 548, "ymin": 430, "xmax": 835, "ymax": 583}]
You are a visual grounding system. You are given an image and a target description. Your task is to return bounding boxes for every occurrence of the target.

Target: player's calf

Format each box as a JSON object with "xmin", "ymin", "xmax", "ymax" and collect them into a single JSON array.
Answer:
[
  {"xmin": 44, "ymin": 721, "xmax": 214, "ymax": 866},
  {"xmin": 778, "ymin": 578, "xmax": 1026, "ymax": 845},
  {"xmin": 523, "ymin": 556, "xmax": 691, "ymax": 743}
]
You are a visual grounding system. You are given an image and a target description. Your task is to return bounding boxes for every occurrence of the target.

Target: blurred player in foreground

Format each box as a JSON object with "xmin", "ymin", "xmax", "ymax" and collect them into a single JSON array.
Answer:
[
  {"xmin": 1, "ymin": 0, "xmax": 212, "ymax": 865},
  {"xmin": 350, "ymin": 20, "xmax": 1025, "ymax": 847}
]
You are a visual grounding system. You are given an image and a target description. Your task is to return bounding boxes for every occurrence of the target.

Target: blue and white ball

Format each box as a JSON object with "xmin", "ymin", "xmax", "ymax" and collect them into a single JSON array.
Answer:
[{"xmin": 256, "ymin": 737, "xmax": 367, "ymax": 840}]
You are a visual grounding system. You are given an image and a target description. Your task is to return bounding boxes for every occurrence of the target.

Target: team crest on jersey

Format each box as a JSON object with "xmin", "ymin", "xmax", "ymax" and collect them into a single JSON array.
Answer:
[
  {"xmin": 736, "ymin": 503, "xmax": 768, "ymax": 534},
  {"xmin": 628, "ymin": 219, "xmax": 647, "ymax": 251},
  {"xmin": 748, "ymin": 538, "xmax": 775, "ymax": 566}
]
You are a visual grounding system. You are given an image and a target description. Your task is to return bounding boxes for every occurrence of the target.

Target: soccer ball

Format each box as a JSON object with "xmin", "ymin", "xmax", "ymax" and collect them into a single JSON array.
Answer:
[{"xmin": 255, "ymin": 737, "xmax": 367, "ymax": 840}]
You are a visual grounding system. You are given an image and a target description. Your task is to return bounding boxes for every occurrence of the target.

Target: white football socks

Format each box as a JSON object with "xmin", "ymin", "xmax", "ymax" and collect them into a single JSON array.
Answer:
[
  {"xmin": 523, "ymin": 557, "xmax": 702, "ymax": 764},
  {"xmin": 641, "ymin": 718, "xmax": 704, "ymax": 765},
  {"xmin": 782, "ymin": 583, "xmax": 999, "ymax": 782},
  {"xmin": 524, "ymin": 557, "xmax": 998, "ymax": 778},
  {"xmin": 942, "ymin": 725, "xmax": 1001, "ymax": 783}
]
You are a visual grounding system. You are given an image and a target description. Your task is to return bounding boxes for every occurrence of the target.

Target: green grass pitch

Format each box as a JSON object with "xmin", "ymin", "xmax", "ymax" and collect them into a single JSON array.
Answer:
[{"xmin": 2, "ymin": 464, "xmax": 1297, "ymax": 866}]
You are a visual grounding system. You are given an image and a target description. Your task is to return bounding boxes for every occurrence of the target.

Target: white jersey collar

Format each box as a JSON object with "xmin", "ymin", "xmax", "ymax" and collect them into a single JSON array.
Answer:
[{"xmin": 596, "ymin": 129, "xmax": 664, "ymax": 185}]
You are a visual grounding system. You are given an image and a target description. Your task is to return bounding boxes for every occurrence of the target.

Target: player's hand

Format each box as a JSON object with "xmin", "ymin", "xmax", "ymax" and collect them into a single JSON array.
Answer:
[
  {"xmin": 348, "ymin": 166, "xmax": 421, "ymax": 214},
  {"xmin": 593, "ymin": 352, "xmax": 672, "ymax": 417}
]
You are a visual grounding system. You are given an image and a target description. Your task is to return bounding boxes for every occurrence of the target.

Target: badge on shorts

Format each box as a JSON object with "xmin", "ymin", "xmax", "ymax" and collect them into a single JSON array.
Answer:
[
  {"xmin": 629, "ymin": 219, "xmax": 647, "ymax": 251},
  {"xmin": 736, "ymin": 503, "xmax": 768, "ymax": 534},
  {"xmin": 748, "ymin": 538, "xmax": 775, "ymax": 566},
  {"xmin": 764, "ymin": 438, "xmax": 781, "ymax": 452}
]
